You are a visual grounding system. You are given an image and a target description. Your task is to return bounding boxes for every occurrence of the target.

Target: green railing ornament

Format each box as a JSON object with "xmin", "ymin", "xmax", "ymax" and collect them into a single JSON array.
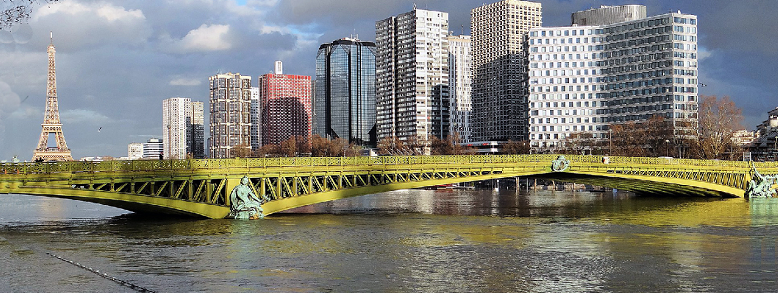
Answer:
[
  {"xmin": 745, "ymin": 163, "xmax": 778, "ymax": 198},
  {"xmin": 551, "ymin": 155, "xmax": 570, "ymax": 172}
]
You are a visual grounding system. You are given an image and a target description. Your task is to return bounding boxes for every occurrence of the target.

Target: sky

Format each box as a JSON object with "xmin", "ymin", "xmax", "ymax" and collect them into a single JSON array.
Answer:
[{"xmin": 0, "ymin": 0, "xmax": 777, "ymax": 161}]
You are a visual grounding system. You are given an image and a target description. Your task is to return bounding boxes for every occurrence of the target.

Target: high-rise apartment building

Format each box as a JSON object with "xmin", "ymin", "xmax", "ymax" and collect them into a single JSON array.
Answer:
[
  {"xmin": 190, "ymin": 101, "xmax": 205, "ymax": 158},
  {"xmin": 314, "ymin": 38, "xmax": 377, "ymax": 147},
  {"xmin": 470, "ymin": 0, "xmax": 542, "ymax": 142},
  {"xmin": 259, "ymin": 62, "xmax": 313, "ymax": 146},
  {"xmin": 527, "ymin": 6, "xmax": 698, "ymax": 150},
  {"xmin": 209, "ymin": 73, "xmax": 252, "ymax": 158},
  {"xmin": 162, "ymin": 97, "xmax": 204, "ymax": 159},
  {"xmin": 375, "ymin": 8, "xmax": 450, "ymax": 143},
  {"xmin": 447, "ymin": 35, "xmax": 472, "ymax": 142},
  {"xmin": 249, "ymin": 87, "xmax": 261, "ymax": 151}
]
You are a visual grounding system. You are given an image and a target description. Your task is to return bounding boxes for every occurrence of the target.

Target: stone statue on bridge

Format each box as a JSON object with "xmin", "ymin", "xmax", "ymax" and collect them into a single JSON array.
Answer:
[
  {"xmin": 551, "ymin": 155, "xmax": 570, "ymax": 172},
  {"xmin": 745, "ymin": 164, "xmax": 778, "ymax": 198},
  {"xmin": 228, "ymin": 176, "xmax": 269, "ymax": 219}
]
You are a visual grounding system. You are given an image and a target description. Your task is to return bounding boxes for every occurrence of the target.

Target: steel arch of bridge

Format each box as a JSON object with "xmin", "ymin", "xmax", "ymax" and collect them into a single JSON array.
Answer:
[{"xmin": 0, "ymin": 155, "xmax": 776, "ymax": 218}]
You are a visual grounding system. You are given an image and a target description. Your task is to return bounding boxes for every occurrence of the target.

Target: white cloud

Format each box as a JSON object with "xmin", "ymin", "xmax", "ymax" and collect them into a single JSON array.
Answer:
[
  {"xmin": 169, "ymin": 78, "xmax": 202, "ymax": 86},
  {"xmin": 30, "ymin": 2, "xmax": 151, "ymax": 49},
  {"xmin": 179, "ymin": 24, "xmax": 233, "ymax": 52},
  {"xmin": 0, "ymin": 81, "xmax": 21, "ymax": 121},
  {"xmin": 60, "ymin": 109, "xmax": 111, "ymax": 124},
  {"xmin": 697, "ymin": 46, "xmax": 713, "ymax": 60}
]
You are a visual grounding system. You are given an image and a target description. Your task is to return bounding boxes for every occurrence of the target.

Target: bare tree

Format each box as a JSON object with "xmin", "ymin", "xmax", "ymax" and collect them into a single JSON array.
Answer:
[
  {"xmin": 294, "ymin": 135, "xmax": 310, "ymax": 156},
  {"xmin": 695, "ymin": 95, "xmax": 744, "ymax": 159},
  {"xmin": 609, "ymin": 122, "xmax": 647, "ymax": 157},
  {"xmin": 404, "ymin": 136, "xmax": 428, "ymax": 155},
  {"xmin": 503, "ymin": 140, "xmax": 530, "ymax": 155},
  {"xmin": 562, "ymin": 132, "xmax": 593, "ymax": 155},
  {"xmin": 279, "ymin": 137, "xmax": 296, "ymax": 157},
  {"xmin": 377, "ymin": 136, "xmax": 405, "ymax": 155},
  {"xmin": 231, "ymin": 143, "xmax": 252, "ymax": 158},
  {"xmin": 429, "ymin": 135, "xmax": 467, "ymax": 155},
  {"xmin": 644, "ymin": 115, "xmax": 674, "ymax": 157},
  {"xmin": 1, "ymin": 0, "xmax": 58, "ymax": 30}
]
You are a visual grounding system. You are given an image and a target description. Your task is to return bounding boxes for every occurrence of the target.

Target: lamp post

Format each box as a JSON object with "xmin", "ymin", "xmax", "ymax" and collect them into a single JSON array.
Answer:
[
  {"xmin": 665, "ymin": 139, "xmax": 670, "ymax": 157},
  {"xmin": 608, "ymin": 129, "xmax": 612, "ymax": 156}
]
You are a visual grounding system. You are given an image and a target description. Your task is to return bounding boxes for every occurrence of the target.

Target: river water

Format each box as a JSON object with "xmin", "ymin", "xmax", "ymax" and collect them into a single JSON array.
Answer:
[{"xmin": 0, "ymin": 188, "xmax": 776, "ymax": 292}]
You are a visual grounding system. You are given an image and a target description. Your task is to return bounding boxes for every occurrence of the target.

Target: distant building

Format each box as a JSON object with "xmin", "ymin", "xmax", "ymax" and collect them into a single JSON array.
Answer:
[
  {"xmin": 249, "ymin": 87, "xmax": 261, "ymax": 151},
  {"xmin": 471, "ymin": 0, "xmax": 543, "ymax": 143},
  {"xmin": 163, "ymin": 97, "xmax": 204, "ymax": 159},
  {"xmin": 258, "ymin": 62, "xmax": 313, "ymax": 146},
  {"xmin": 732, "ymin": 130, "xmax": 758, "ymax": 147},
  {"xmin": 143, "ymin": 138, "xmax": 164, "ymax": 159},
  {"xmin": 209, "ymin": 73, "xmax": 252, "ymax": 158},
  {"xmin": 447, "ymin": 35, "xmax": 472, "ymax": 142},
  {"xmin": 191, "ymin": 101, "xmax": 205, "ymax": 159},
  {"xmin": 748, "ymin": 107, "xmax": 778, "ymax": 161},
  {"xmin": 527, "ymin": 6, "xmax": 698, "ymax": 150},
  {"xmin": 376, "ymin": 8, "xmax": 450, "ymax": 143},
  {"xmin": 314, "ymin": 38, "xmax": 377, "ymax": 147},
  {"xmin": 571, "ymin": 5, "xmax": 647, "ymax": 26},
  {"xmin": 128, "ymin": 143, "xmax": 143, "ymax": 160},
  {"xmin": 432, "ymin": 84, "xmax": 450, "ymax": 139}
]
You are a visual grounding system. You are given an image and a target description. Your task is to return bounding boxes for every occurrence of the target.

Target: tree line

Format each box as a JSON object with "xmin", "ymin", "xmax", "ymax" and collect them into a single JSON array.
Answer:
[
  {"xmin": 231, "ymin": 95, "xmax": 750, "ymax": 160},
  {"xmin": 560, "ymin": 95, "xmax": 746, "ymax": 160}
]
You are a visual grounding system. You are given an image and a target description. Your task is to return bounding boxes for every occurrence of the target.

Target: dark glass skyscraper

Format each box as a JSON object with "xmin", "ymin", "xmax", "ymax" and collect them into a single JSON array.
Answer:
[{"xmin": 314, "ymin": 38, "xmax": 377, "ymax": 147}]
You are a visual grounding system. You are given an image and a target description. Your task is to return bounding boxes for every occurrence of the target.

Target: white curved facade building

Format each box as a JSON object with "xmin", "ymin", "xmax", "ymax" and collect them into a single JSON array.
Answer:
[{"xmin": 528, "ymin": 7, "xmax": 698, "ymax": 150}]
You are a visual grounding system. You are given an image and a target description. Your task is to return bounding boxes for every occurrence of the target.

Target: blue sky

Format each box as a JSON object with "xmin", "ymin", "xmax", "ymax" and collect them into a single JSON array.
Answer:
[{"xmin": 0, "ymin": 0, "xmax": 776, "ymax": 160}]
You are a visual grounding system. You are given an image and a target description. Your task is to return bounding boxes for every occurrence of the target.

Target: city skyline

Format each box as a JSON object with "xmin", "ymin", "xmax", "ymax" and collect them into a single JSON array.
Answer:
[{"xmin": 0, "ymin": 0, "xmax": 776, "ymax": 160}]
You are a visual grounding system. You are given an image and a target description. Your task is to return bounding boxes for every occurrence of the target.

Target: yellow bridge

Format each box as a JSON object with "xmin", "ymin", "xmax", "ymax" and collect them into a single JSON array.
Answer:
[{"xmin": 0, "ymin": 155, "xmax": 776, "ymax": 219}]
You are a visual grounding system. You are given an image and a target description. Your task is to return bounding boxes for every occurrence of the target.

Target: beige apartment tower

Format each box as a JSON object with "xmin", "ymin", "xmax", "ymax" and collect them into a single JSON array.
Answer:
[
  {"xmin": 470, "ymin": 0, "xmax": 542, "ymax": 142},
  {"xmin": 208, "ymin": 73, "xmax": 252, "ymax": 158}
]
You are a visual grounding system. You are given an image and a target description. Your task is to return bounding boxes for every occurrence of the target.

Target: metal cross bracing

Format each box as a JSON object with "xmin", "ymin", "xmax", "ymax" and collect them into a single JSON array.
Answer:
[{"xmin": 0, "ymin": 155, "xmax": 777, "ymax": 218}]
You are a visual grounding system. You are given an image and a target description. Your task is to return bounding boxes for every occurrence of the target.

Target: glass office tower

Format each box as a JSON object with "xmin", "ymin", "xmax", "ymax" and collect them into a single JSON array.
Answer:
[{"xmin": 314, "ymin": 38, "xmax": 377, "ymax": 147}]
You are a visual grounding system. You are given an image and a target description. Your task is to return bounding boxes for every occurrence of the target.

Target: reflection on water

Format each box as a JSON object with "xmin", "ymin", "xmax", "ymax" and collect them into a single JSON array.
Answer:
[{"xmin": 0, "ymin": 190, "xmax": 776, "ymax": 292}]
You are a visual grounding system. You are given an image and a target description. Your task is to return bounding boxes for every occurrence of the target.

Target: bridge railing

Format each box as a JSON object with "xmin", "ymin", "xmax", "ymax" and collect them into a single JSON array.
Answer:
[{"xmin": 0, "ymin": 155, "xmax": 776, "ymax": 176}]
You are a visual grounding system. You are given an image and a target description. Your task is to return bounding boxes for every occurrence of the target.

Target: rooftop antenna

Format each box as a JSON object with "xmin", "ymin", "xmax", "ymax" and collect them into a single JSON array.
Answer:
[
  {"xmin": 461, "ymin": 25, "xmax": 464, "ymax": 35},
  {"xmin": 413, "ymin": 3, "xmax": 416, "ymax": 10},
  {"xmin": 49, "ymin": 31, "xmax": 52, "ymax": 44}
]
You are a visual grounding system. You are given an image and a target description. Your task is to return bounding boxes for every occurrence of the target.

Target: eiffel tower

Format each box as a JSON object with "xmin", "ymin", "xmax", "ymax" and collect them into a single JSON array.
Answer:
[{"xmin": 32, "ymin": 32, "xmax": 72, "ymax": 162}]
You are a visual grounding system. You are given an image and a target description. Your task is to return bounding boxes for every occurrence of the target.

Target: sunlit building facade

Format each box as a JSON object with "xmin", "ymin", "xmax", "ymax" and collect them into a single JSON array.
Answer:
[
  {"xmin": 376, "ymin": 8, "xmax": 449, "ymax": 142},
  {"xmin": 471, "ymin": 0, "xmax": 543, "ymax": 142},
  {"xmin": 447, "ymin": 35, "xmax": 472, "ymax": 142},
  {"xmin": 259, "ymin": 63, "xmax": 312, "ymax": 146},
  {"xmin": 208, "ymin": 73, "xmax": 252, "ymax": 158},
  {"xmin": 527, "ymin": 7, "xmax": 698, "ymax": 150},
  {"xmin": 162, "ymin": 97, "xmax": 204, "ymax": 159}
]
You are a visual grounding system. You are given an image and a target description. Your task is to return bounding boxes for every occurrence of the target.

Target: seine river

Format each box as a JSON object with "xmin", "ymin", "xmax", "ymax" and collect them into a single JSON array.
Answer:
[{"xmin": 0, "ymin": 188, "xmax": 776, "ymax": 292}]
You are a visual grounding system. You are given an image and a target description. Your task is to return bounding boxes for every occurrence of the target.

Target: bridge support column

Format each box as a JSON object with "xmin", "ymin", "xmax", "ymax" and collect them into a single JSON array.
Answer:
[{"xmin": 224, "ymin": 178, "xmax": 242, "ymax": 208}]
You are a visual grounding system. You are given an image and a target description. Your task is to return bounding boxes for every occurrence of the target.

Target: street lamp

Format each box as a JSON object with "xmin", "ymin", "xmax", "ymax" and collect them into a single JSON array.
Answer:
[
  {"xmin": 665, "ymin": 139, "xmax": 670, "ymax": 157},
  {"xmin": 608, "ymin": 129, "xmax": 612, "ymax": 156}
]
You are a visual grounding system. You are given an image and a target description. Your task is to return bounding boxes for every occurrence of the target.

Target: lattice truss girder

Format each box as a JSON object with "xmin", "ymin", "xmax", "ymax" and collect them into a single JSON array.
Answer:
[
  {"xmin": 71, "ymin": 168, "xmax": 504, "ymax": 207},
  {"xmin": 604, "ymin": 168, "xmax": 750, "ymax": 189}
]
